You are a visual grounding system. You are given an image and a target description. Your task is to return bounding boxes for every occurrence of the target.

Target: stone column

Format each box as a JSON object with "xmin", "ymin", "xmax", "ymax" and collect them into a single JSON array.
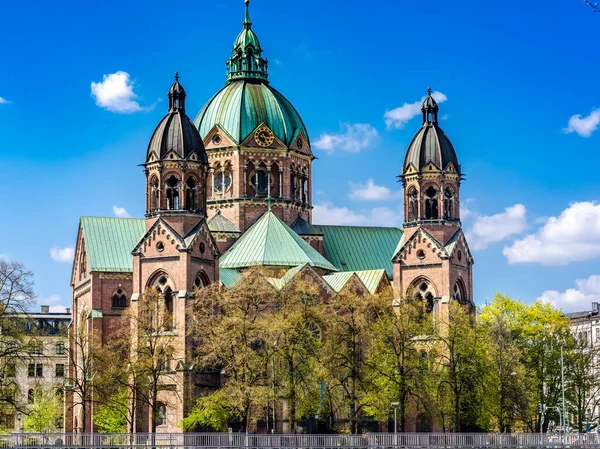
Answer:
[
  {"xmin": 267, "ymin": 165, "xmax": 272, "ymax": 198},
  {"xmin": 279, "ymin": 167, "xmax": 283, "ymax": 198},
  {"xmin": 209, "ymin": 168, "xmax": 215, "ymax": 200},
  {"xmin": 243, "ymin": 165, "xmax": 247, "ymax": 197}
]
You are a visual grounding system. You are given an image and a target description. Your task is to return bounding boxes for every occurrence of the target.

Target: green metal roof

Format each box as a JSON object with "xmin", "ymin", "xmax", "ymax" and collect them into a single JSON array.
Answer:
[
  {"xmin": 314, "ymin": 225, "xmax": 404, "ymax": 278},
  {"xmin": 208, "ymin": 211, "xmax": 241, "ymax": 233},
  {"xmin": 220, "ymin": 212, "xmax": 338, "ymax": 271},
  {"xmin": 220, "ymin": 268, "xmax": 243, "ymax": 288},
  {"xmin": 80, "ymin": 217, "xmax": 145, "ymax": 273},
  {"xmin": 323, "ymin": 269, "xmax": 387, "ymax": 294},
  {"xmin": 291, "ymin": 215, "xmax": 323, "ymax": 236},
  {"xmin": 194, "ymin": 80, "xmax": 309, "ymax": 146}
]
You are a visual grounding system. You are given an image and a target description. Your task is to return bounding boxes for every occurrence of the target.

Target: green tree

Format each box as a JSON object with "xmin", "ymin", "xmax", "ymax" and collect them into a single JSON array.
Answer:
[
  {"xmin": 365, "ymin": 294, "xmax": 433, "ymax": 431},
  {"xmin": 93, "ymin": 388, "xmax": 128, "ymax": 433},
  {"xmin": 23, "ymin": 386, "xmax": 62, "ymax": 432},
  {"xmin": 437, "ymin": 301, "xmax": 488, "ymax": 431},
  {"xmin": 480, "ymin": 294, "xmax": 530, "ymax": 432},
  {"xmin": 0, "ymin": 261, "xmax": 35, "ymax": 412},
  {"xmin": 319, "ymin": 283, "xmax": 384, "ymax": 433},
  {"xmin": 270, "ymin": 280, "xmax": 323, "ymax": 432},
  {"xmin": 188, "ymin": 269, "xmax": 275, "ymax": 432},
  {"xmin": 181, "ymin": 390, "xmax": 236, "ymax": 432}
]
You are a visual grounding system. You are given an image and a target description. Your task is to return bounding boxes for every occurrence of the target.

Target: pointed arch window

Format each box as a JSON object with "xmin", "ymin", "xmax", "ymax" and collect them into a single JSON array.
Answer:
[
  {"xmin": 150, "ymin": 177, "xmax": 159, "ymax": 211},
  {"xmin": 407, "ymin": 187, "xmax": 419, "ymax": 221},
  {"xmin": 194, "ymin": 272, "xmax": 210, "ymax": 289},
  {"xmin": 444, "ymin": 187, "xmax": 455, "ymax": 220},
  {"xmin": 424, "ymin": 186, "xmax": 439, "ymax": 219},
  {"xmin": 165, "ymin": 176, "xmax": 180, "ymax": 210},
  {"xmin": 453, "ymin": 280, "xmax": 467, "ymax": 305},
  {"xmin": 112, "ymin": 288, "xmax": 127, "ymax": 309},
  {"xmin": 186, "ymin": 177, "xmax": 198, "ymax": 211}
]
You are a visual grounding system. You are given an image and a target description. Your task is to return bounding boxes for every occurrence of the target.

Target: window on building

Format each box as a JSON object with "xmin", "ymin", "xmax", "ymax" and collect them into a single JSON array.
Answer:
[
  {"xmin": 596, "ymin": 327, "xmax": 600, "ymax": 342},
  {"xmin": 28, "ymin": 363, "xmax": 35, "ymax": 377},
  {"xmin": 55, "ymin": 364, "xmax": 65, "ymax": 377},
  {"xmin": 6, "ymin": 363, "xmax": 16, "ymax": 377},
  {"xmin": 444, "ymin": 187, "xmax": 455, "ymax": 219},
  {"xmin": 56, "ymin": 341, "xmax": 65, "ymax": 355},
  {"xmin": 157, "ymin": 404, "xmax": 167, "ymax": 426},
  {"xmin": 28, "ymin": 363, "xmax": 43, "ymax": 377},
  {"xmin": 249, "ymin": 167, "xmax": 271, "ymax": 197},
  {"xmin": 213, "ymin": 170, "xmax": 232, "ymax": 195},
  {"xmin": 186, "ymin": 177, "xmax": 199, "ymax": 209},
  {"xmin": 30, "ymin": 341, "xmax": 43, "ymax": 355},
  {"xmin": 112, "ymin": 289, "xmax": 127, "ymax": 309},
  {"xmin": 166, "ymin": 176, "xmax": 180, "ymax": 210},
  {"xmin": 424, "ymin": 186, "xmax": 439, "ymax": 219},
  {"xmin": 407, "ymin": 187, "xmax": 419, "ymax": 221}
]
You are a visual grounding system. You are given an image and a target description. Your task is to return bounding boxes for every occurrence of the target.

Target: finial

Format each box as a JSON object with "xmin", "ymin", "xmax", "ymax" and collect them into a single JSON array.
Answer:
[
  {"xmin": 427, "ymin": 87, "xmax": 432, "ymax": 97},
  {"xmin": 243, "ymin": 0, "xmax": 252, "ymax": 27},
  {"xmin": 174, "ymin": 72, "xmax": 179, "ymax": 82}
]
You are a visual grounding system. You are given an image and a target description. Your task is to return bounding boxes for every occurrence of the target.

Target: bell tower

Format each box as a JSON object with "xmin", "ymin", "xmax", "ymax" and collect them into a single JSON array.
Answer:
[
  {"xmin": 393, "ymin": 88, "xmax": 474, "ymax": 320},
  {"xmin": 131, "ymin": 74, "xmax": 219, "ymax": 431}
]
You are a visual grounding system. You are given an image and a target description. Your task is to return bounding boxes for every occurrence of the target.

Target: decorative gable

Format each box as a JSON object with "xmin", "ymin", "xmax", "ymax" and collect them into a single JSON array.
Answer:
[
  {"xmin": 204, "ymin": 124, "xmax": 237, "ymax": 149},
  {"xmin": 242, "ymin": 123, "xmax": 286, "ymax": 149},
  {"xmin": 445, "ymin": 229, "xmax": 474, "ymax": 265},
  {"xmin": 131, "ymin": 218, "xmax": 186, "ymax": 257},
  {"xmin": 291, "ymin": 130, "xmax": 312, "ymax": 157},
  {"xmin": 392, "ymin": 227, "xmax": 447, "ymax": 263}
]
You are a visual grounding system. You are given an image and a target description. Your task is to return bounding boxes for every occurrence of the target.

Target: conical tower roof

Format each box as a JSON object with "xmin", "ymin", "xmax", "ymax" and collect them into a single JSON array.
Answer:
[{"xmin": 219, "ymin": 211, "xmax": 338, "ymax": 271}]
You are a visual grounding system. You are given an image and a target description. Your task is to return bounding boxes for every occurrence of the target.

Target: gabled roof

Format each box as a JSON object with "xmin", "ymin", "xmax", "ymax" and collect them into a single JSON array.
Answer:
[
  {"xmin": 323, "ymin": 269, "xmax": 388, "ymax": 294},
  {"xmin": 314, "ymin": 225, "xmax": 404, "ymax": 278},
  {"xmin": 208, "ymin": 211, "xmax": 241, "ymax": 234},
  {"xmin": 80, "ymin": 217, "xmax": 146, "ymax": 273},
  {"xmin": 220, "ymin": 211, "xmax": 338, "ymax": 271},
  {"xmin": 291, "ymin": 215, "xmax": 323, "ymax": 236}
]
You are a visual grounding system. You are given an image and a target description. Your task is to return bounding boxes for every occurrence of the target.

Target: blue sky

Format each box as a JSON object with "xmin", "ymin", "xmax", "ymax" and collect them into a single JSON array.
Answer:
[{"xmin": 1, "ymin": 0, "xmax": 599, "ymax": 313}]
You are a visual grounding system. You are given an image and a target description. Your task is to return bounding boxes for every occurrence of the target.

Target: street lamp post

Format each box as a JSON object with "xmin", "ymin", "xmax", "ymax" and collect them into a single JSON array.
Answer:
[
  {"xmin": 391, "ymin": 402, "xmax": 399, "ymax": 447},
  {"xmin": 16, "ymin": 412, "xmax": 22, "ymax": 447}
]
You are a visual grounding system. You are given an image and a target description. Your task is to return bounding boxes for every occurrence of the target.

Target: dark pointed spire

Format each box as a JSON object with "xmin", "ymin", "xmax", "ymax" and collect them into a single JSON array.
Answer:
[
  {"xmin": 168, "ymin": 72, "xmax": 186, "ymax": 112},
  {"xmin": 421, "ymin": 87, "xmax": 439, "ymax": 124}
]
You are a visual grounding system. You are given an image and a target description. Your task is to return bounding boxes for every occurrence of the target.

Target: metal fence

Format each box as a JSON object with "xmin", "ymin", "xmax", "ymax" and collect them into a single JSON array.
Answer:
[{"xmin": 3, "ymin": 432, "xmax": 600, "ymax": 449}]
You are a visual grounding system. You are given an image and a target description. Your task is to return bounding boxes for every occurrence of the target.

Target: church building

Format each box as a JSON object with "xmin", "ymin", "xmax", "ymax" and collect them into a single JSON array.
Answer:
[{"xmin": 67, "ymin": 0, "xmax": 473, "ymax": 433}]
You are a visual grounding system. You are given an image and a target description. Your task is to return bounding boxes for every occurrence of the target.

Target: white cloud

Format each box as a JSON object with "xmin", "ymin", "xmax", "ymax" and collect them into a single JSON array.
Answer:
[
  {"xmin": 37, "ymin": 294, "xmax": 69, "ymax": 313},
  {"xmin": 384, "ymin": 91, "xmax": 448, "ymax": 129},
  {"xmin": 0, "ymin": 97, "xmax": 8, "ymax": 104},
  {"xmin": 112, "ymin": 205, "xmax": 131, "ymax": 218},
  {"xmin": 50, "ymin": 246, "xmax": 75, "ymax": 263},
  {"xmin": 313, "ymin": 202, "xmax": 400, "ymax": 227},
  {"xmin": 460, "ymin": 199, "xmax": 475, "ymax": 221},
  {"xmin": 538, "ymin": 275, "xmax": 600, "ymax": 312},
  {"xmin": 313, "ymin": 123, "xmax": 378, "ymax": 153},
  {"xmin": 91, "ymin": 71, "xmax": 146, "ymax": 114},
  {"xmin": 504, "ymin": 201, "xmax": 600, "ymax": 265},
  {"xmin": 348, "ymin": 179, "xmax": 397, "ymax": 201},
  {"xmin": 564, "ymin": 109, "xmax": 600, "ymax": 137},
  {"xmin": 465, "ymin": 204, "xmax": 527, "ymax": 251}
]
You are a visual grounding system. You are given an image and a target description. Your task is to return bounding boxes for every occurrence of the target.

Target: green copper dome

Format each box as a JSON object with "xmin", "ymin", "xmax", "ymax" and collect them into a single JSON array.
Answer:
[
  {"xmin": 194, "ymin": 0, "xmax": 308, "ymax": 146},
  {"xmin": 194, "ymin": 80, "xmax": 309, "ymax": 146}
]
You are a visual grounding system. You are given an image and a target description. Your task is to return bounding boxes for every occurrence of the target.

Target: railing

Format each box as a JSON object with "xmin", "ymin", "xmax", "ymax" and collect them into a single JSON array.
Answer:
[{"xmin": 2, "ymin": 432, "xmax": 600, "ymax": 449}]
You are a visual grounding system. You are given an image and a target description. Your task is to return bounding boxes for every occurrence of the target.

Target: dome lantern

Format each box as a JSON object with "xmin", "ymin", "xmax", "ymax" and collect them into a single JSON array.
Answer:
[
  {"xmin": 226, "ymin": 0, "xmax": 269, "ymax": 84},
  {"xmin": 421, "ymin": 87, "xmax": 439, "ymax": 124},
  {"xmin": 168, "ymin": 72, "xmax": 186, "ymax": 113}
]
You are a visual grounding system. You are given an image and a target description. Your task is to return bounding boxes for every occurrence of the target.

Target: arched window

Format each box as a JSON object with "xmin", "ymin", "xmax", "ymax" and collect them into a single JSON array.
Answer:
[
  {"xmin": 302, "ymin": 173, "xmax": 308, "ymax": 203},
  {"xmin": 213, "ymin": 169, "xmax": 232, "ymax": 195},
  {"xmin": 444, "ymin": 188, "xmax": 455, "ymax": 219},
  {"xmin": 249, "ymin": 166, "xmax": 271, "ymax": 197},
  {"xmin": 150, "ymin": 177, "xmax": 159, "ymax": 210},
  {"xmin": 186, "ymin": 177, "xmax": 198, "ymax": 210},
  {"xmin": 194, "ymin": 272, "xmax": 210, "ymax": 289},
  {"xmin": 149, "ymin": 273, "xmax": 175, "ymax": 330},
  {"xmin": 453, "ymin": 280, "xmax": 467, "ymax": 304},
  {"xmin": 424, "ymin": 186, "xmax": 439, "ymax": 219},
  {"xmin": 410, "ymin": 280, "xmax": 436, "ymax": 320},
  {"xmin": 164, "ymin": 287, "xmax": 174, "ymax": 330},
  {"xmin": 112, "ymin": 289, "xmax": 127, "ymax": 309},
  {"xmin": 165, "ymin": 176, "xmax": 180, "ymax": 210},
  {"xmin": 79, "ymin": 251, "xmax": 87, "ymax": 281},
  {"xmin": 407, "ymin": 187, "xmax": 419, "ymax": 221},
  {"xmin": 156, "ymin": 404, "xmax": 167, "ymax": 427}
]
